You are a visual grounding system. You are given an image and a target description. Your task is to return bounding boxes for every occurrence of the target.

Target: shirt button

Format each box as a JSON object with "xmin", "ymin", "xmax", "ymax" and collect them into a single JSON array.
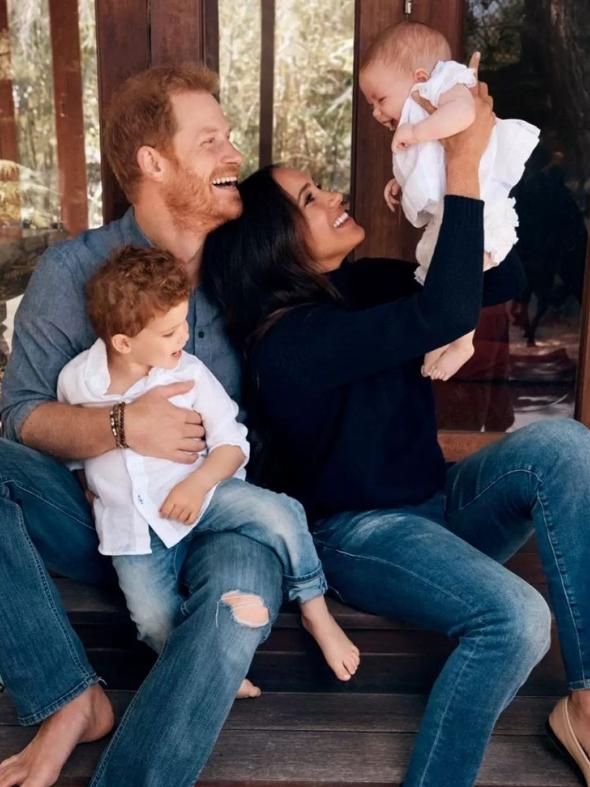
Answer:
[{"xmin": 197, "ymin": 330, "xmax": 205, "ymax": 338}]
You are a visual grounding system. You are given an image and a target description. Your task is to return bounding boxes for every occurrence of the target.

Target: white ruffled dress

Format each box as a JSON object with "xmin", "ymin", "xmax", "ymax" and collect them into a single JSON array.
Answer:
[{"xmin": 392, "ymin": 60, "xmax": 540, "ymax": 284}]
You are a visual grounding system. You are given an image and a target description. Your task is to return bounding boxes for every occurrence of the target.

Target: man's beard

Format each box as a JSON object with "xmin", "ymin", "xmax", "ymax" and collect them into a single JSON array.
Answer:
[{"xmin": 163, "ymin": 159, "xmax": 242, "ymax": 234}]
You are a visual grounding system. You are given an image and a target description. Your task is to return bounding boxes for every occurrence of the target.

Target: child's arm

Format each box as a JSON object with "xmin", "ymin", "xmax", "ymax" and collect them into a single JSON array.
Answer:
[
  {"xmin": 159, "ymin": 444, "xmax": 246, "ymax": 524},
  {"xmin": 159, "ymin": 358, "xmax": 250, "ymax": 525},
  {"xmin": 392, "ymin": 84, "xmax": 476, "ymax": 153}
]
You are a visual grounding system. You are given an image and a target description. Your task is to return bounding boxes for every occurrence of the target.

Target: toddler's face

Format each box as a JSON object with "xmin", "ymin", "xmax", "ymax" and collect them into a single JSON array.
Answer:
[
  {"xmin": 360, "ymin": 61, "xmax": 416, "ymax": 130},
  {"xmin": 126, "ymin": 300, "xmax": 190, "ymax": 370}
]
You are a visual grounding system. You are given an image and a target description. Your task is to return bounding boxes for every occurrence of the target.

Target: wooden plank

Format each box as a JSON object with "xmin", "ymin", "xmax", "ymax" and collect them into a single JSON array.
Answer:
[
  {"xmin": 351, "ymin": 0, "xmax": 464, "ymax": 262},
  {"xmin": 258, "ymin": 0, "xmax": 275, "ymax": 168},
  {"xmin": 438, "ymin": 430, "xmax": 505, "ymax": 462},
  {"xmin": 0, "ymin": 725, "xmax": 579, "ymax": 786},
  {"xmin": 0, "ymin": 690, "xmax": 566, "ymax": 736},
  {"xmin": 47, "ymin": 0, "xmax": 88, "ymax": 236},
  {"xmin": 95, "ymin": 0, "xmax": 149, "ymax": 223}
]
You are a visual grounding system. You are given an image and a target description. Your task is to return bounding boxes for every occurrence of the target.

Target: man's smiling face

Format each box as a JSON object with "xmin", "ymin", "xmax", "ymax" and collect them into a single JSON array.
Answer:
[{"xmin": 160, "ymin": 90, "xmax": 243, "ymax": 234}]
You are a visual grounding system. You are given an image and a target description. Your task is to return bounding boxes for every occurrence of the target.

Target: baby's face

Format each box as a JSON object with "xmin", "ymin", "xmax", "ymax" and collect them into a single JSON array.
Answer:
[{"xmin": 360, "ymin": 61, "xmax": 416, "ymax": 130}]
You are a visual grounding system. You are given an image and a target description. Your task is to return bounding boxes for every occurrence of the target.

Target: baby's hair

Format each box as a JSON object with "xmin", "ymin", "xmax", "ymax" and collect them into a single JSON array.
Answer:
[
  {"xmin": 361, "ymin": 21, "xmax": 452, "ymax": 75},
  {"xmin": 86, "ymin": 245, "xmax": 191, "ymax": 342}
]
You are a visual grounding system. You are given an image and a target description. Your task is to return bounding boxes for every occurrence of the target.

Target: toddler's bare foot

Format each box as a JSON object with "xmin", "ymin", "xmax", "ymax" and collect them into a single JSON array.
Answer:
[
  {"xmin": 236, "ymin": 678, "xmax": 261, "ymax": 699},
  {"xmin": 0, "ymin": 684, "xmax": 114, "ymax": 787},
  {"xmin": 426, "ymin": 341, "xmax": 474, "ymax": 381},
  {"xmin": 301, "ymin": 597, "xmax": 360, "ymax": 681}
]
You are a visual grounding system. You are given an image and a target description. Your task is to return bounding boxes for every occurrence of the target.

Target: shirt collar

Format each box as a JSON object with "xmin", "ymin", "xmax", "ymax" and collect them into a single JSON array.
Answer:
[{"xmin": 120, "ymin": 207, "xmax": 154, "ymax": 248}]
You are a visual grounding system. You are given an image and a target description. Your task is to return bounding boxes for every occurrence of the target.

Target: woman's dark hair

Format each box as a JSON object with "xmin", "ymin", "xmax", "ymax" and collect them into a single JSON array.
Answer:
[{"xmin": 202, "ymin": 165, "xmax": 341, "ymax": 351}]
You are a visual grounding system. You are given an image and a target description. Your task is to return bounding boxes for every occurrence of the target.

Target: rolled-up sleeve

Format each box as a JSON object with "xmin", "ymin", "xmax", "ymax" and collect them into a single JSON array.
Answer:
[
  {"xmin": 1, "ymin": 247, "xmax": 89, "ymax": 442},
  {"xmin": 190, "ymin": 360, "xmax": 250, "ymax": 469}
]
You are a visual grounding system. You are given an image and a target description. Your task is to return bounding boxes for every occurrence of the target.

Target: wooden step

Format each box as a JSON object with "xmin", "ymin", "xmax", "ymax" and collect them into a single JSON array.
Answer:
[
  {"xmin": 0, "ymin": 692, "xmax": 580, "ymax": 786},
  {"xmin": 54, "ymin": 565, "xmax": 568, "ymax": 696}
]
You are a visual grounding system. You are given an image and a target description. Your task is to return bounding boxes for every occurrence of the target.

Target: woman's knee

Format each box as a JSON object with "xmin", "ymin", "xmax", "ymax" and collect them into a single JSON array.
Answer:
[
  {"xmin": 492, "ymin": 581, "xmax": 552, "ymax": 665},
  {"xmin": 515, "ymin": 418, "xmax": 589, "ymax": 467}
]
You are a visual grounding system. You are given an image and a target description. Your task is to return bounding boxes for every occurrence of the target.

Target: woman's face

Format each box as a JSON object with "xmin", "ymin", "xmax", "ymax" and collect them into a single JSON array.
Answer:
[{"xmin": 272, "ymin": 168, "xmax": 365, "ymax": 272}]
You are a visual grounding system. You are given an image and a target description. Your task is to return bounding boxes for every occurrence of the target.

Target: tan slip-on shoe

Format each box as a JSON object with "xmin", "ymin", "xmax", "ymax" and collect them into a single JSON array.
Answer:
[{"xmin": 547, "ymin": 696, "xmax": 590, "ymax": 785}]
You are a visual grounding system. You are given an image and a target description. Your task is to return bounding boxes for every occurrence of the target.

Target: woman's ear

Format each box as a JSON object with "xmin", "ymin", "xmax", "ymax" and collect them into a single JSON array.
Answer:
[{"xmin": 414, "ymin": 68, "xmax": 430, "ymax": 83}]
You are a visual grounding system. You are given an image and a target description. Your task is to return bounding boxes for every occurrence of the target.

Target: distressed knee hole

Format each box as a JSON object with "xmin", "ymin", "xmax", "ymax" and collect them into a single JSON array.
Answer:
[{"xmin": 220, "ymin": 590, "xmax": 269, "ymax": 628}]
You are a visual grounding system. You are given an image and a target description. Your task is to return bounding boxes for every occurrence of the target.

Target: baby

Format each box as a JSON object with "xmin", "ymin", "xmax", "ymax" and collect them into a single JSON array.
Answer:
[
  {"xmin": 57, "ymin": 245, "xmax": 360, "ymax": 690},
  {"xmin": 360, "ymin": 21, "xmax": 539, "ymax": 380}
]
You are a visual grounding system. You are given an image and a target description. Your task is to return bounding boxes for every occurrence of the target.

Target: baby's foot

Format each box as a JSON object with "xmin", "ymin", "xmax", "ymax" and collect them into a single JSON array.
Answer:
[
  {"xmin": 301, "ymin": 597, "xmax": 360, "ymax": 681},
  {"xmin": 422, "ymin": 345, "xmax": 448, "ymax": 378},
  {"xmin": 427, "ymin": 342, "xmax": 474, "ymax": 381},
  {"xmin": 236, "ymin": 678, "xmax": 261, "ymax": 699}
]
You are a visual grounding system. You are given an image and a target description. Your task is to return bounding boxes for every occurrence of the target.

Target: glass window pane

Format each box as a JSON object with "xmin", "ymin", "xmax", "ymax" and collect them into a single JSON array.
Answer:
[
  {"xmin": 434, "ymin": 0, "xmax": 589, "ymax": 432},
  {"xmin": 218, "ymin": 0, "xmax": 354, "ymax": 193}
]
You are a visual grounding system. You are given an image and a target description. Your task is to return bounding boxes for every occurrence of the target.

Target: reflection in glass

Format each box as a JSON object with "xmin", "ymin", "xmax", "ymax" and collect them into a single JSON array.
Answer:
[{"xmin": 434, "ymin": 0, "xmax": 589, "ymax": 432}]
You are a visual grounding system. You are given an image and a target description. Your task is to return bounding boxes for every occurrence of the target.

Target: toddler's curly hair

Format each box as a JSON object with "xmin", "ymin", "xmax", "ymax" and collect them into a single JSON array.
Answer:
[{"xmin": 86, "ymin": 245, "xmax": 191, "ymax": 341}]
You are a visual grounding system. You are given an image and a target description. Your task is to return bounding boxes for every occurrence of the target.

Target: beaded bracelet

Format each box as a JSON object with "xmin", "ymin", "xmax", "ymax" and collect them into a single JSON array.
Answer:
[{"xmin": 109, "ymin": 402, "xmax": 129, "ymax": 449}]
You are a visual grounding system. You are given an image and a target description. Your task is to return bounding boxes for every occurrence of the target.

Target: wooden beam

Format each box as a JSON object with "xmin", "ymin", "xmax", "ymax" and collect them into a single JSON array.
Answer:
[
  {"xmin": 95, "ymin": 0, "xmax": 150, "ymax": 223},
  {"xmin": 48, "ymin": 0, "xmax": 88, "ymax": 236},
  {"xmin": 0, "ymin": 0, "xmax": 20, "ymax": 228},
  {"xmin": 150, "ymin": 0, "xmax": 219, "ymax": 73},
  {"xmin": 258, "ymin": 0, "xmax": 275, "ymax": 168},
  {"xmin": 351, "ymin": 0, "xmax": 464, "ymax": 261}
]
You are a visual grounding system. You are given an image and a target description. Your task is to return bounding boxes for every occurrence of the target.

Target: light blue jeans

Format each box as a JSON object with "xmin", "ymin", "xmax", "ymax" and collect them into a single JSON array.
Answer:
[
  {"xmin": 314, "ymin": 419, "xmax": 590, "ymax": 787},
  {"xmin": 0, "ymin": 439, "xmax": 286, "ymax": 786},
  {"xmin": 112, "ymin": 477, "xmax": 327, "ymax": 652}
]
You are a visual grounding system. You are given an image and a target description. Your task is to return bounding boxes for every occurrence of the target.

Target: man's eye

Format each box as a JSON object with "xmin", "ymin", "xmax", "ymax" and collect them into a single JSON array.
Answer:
[{"xmin": 201, "ymin": 137, "xmax": 215, "ymax": 146}]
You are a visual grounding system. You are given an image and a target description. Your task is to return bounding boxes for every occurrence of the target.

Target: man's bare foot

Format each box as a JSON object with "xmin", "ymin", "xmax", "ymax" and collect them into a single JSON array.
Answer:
[
  {"xmin": 236, "ymin": 678, "xmax": 261, "ymax": 699},
  {"xmin": 0, "ymin": 684, "xmax": 114, "ymax": 787},
  {"xmin": 300, "ymin": 597, "xmax": 360, "ymax": 681}
]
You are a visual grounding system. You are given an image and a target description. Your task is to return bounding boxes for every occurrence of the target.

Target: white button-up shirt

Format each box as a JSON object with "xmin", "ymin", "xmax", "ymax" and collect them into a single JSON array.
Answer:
[{"xmin": 57, "ymin": 339, "xmax": 249, "ymax": 556}]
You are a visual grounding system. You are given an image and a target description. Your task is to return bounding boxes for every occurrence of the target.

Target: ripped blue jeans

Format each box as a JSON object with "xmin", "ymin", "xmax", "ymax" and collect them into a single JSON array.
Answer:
[{"xmin": 112, "ymin": 477, "xmax": 326, "ymax": 652}]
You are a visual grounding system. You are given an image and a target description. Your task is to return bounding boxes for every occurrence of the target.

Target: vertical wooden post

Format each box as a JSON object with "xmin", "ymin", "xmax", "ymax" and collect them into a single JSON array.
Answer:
[
  {"xmin": 351, "ymin": 0, "xmax": 464, "ymax": 261},
  {"xmin": 258, "ymin": 0, "xmax": 275, "ymax": 168},
  {"xmin": 95, "ymin": 0, "xmax": 150, "ymax": 224},
  {"xmin": 48, "ymin": 0, "xmax": 88, "ymax": 236},
  {"xmin": 0, "ymin": 0, "xmax": 20, "ymax": 227}
]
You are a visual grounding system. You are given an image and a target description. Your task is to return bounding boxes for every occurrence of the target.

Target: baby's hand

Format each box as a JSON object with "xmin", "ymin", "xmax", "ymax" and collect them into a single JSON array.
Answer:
[
  {"xmin": 383, "ymin": 178, "xmax": 401, "ymax": 213},
  {"xmin": 160, "ymin": 476, "xmax": 207, "ymax": 525},
  {"xmin": 392, "ymin": 123, "xmax": 420, "ymax": 154}
]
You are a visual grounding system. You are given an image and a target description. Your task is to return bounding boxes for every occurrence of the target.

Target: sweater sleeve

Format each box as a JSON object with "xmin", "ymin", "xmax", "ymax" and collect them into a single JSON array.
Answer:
[{"xmin": 255, "ymin": 195, "xmax": 484, "ymax": 391}]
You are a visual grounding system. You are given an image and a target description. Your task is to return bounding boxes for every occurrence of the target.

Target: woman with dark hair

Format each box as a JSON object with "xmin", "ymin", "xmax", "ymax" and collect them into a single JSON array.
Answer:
[{"xmin": 203, "ymin": 84, "xmax": 590, "ymax": 787}]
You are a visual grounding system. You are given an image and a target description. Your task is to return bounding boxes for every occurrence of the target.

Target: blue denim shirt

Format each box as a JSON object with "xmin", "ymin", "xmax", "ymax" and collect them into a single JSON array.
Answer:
[{"xmin": 0, "ymin": 208, "xmax": 242, "ymax": 442}]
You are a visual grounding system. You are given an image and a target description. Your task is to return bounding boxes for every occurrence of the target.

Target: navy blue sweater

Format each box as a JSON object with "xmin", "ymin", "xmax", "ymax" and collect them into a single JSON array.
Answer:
[{"xmin": 251, "ymin": 196, "xmax": 524, "ymax": 520}]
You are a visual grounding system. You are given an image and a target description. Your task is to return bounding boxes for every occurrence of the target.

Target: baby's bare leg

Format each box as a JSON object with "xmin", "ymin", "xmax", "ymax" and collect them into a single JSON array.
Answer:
[
  {"xmin": 300, "ymin": 596, "xmax": 360, "ymax": 681},
  {"xmin": 426, "ymin": 331, "xmax": 475, "ymax": 381}
]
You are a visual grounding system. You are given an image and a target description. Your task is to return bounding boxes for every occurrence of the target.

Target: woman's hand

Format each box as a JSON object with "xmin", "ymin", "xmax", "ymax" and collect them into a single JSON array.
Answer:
[
  {"xmin": 383, "ymin": 177, "xmax": 401, "ymax": 212},
  {"xmin": 411, "ymin": 52, "xmax": 494, "ymax": 199}
]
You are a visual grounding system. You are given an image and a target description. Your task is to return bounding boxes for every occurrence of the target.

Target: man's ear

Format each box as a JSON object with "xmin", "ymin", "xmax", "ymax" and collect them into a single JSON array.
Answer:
[
  {"xmin": 111, "ymin": 333, "xmax": 132, "ymax": 355},
  {"xmin": 414, "ymin": 68, "xmax": 430, "ymax": 83},
  {"xmin": 136, "ymin": 146, "xmax": 166, "ymax": 183}
]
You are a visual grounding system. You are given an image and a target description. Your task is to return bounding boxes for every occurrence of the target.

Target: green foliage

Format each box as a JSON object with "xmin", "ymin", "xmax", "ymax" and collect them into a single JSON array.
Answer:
[
  {"xmin": 219, "ymin": 0, "xmax": 354, "ymax": 193},
  {"xmin": 3, "ymin": 0, "xmax": 101, "ymax": 229}
]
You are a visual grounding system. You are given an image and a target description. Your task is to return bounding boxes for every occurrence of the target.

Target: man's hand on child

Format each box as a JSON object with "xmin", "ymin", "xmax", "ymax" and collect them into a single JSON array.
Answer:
[
  {"xmin": 160, "ymin": 475, "xmax": 208, "ymax": 525},
  {"xmin": 392, "ymin": 123, "xmax": 420, "ymax": 154},
  {"xmin": 383, "ymin": 178, "xmax": 401, "ymax": 212}
]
